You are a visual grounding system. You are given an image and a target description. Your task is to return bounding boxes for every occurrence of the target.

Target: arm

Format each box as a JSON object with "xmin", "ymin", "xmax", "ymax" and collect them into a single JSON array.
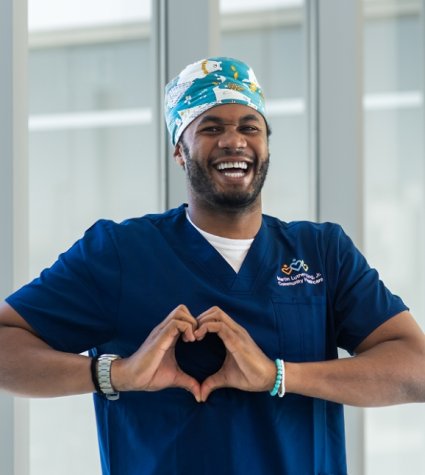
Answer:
[
  {"xmin": 196, "ymin": 308, "xmax": 425, "ymax": 406},
  {"xmin": 286, "ymin": 310, "xmax": 425, "ymax": 406},
  {"xmin": 0, "ymin": 302, "xmax": 202, "ymax": 400},
  {"xmin": 0, "ymin": 302, "xmax": 94, "ymax": 397}
]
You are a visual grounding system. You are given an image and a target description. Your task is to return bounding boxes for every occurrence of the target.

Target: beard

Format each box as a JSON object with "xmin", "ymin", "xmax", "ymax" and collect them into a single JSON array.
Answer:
[{"xmin": 181, "ymin": 142, "xmax": 270, "ymax": 212}]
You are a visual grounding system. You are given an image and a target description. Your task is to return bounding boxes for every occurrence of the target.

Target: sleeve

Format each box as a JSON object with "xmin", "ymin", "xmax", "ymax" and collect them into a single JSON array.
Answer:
[
  {"xmin": 5, "ymin": 220, "xmax": 121, "ymax": 353},
  {"xmin": 325, "ymin": 225, "xmax": 409, "ymax": 355}
]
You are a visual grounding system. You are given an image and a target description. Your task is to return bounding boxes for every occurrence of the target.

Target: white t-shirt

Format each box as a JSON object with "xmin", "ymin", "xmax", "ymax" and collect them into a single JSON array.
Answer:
[{"xmin": 186, "ymin": 212, "xmax": 254, "ymax": 273}]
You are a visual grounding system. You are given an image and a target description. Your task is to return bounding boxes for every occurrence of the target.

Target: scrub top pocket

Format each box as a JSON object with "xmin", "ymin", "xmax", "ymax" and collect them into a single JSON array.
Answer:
[{"xmin": 272, "ymin": 295, "xmax": 327, "ymax": 362}]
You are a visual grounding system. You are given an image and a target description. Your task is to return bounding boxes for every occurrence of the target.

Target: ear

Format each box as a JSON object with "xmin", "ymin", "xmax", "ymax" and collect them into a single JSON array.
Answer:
[{"xmin": 173, "ymin": 143, "xmax": 186, "ymax": 168}]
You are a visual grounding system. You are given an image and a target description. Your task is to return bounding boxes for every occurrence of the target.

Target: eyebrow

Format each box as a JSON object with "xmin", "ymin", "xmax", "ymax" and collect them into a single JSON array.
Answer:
[{"xmin": 197, "ymin": 114, "xmax": 261, "ymax": 125}]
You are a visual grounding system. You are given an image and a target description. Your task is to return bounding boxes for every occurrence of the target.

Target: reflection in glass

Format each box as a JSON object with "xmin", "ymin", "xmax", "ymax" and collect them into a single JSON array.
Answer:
[
  {"xmin": 363, "ymin": 1, "xmax": 425, "ymax": 473},
  {"xmin": 28, "ymin": 1, "xmax": 154, "ymax": 474}
]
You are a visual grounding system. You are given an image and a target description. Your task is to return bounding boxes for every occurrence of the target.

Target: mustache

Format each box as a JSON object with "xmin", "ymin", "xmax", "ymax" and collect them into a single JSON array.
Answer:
[{"xmin": 212, "ymin": 149, "xmax": 256, "ymax": 161}]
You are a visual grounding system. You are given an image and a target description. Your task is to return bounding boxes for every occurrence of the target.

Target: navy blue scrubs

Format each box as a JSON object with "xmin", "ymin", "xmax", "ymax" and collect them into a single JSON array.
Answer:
[{"xmin": 7, "ymin": 205, "xmax": 407, "ymax": 475}]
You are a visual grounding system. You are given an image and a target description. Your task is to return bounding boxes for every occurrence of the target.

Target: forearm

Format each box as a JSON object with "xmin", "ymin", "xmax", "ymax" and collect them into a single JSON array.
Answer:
[
  {"xmin": 0, "ymin": 325, "xmax": 94, "ymax": 397},
  {"xmin": 286, "ymin": 339, "xmax": 425, "ymax": 407}
]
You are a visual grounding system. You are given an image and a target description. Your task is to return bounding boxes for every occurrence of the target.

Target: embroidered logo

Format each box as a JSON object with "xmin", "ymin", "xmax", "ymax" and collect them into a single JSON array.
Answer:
[
  {"xmin": 281, "ymin": 259, "xmax": 309, "ymax": 275},
  {"xmin": 277, "ymin": 258, "xmax": 323, "ymax": 287}
]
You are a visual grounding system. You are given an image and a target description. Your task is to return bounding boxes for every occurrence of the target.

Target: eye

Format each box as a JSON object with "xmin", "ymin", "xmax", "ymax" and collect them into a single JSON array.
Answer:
[
  {"xmin": 200, "ymin": 126, "xmax": 222, "ymax": 134},
  {"xmin": 240, "ymin": 125, "xmax": 259, "ymax": 134}
]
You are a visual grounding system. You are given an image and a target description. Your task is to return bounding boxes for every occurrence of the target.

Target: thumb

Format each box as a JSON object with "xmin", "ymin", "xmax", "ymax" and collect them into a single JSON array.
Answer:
[
  {"xmin": 200, "ymin": 371, "xmax": 226, "ymax": 402},
  {"xmin": 174, "ymin": 369, "xmax": 202, "ymax": 403}
]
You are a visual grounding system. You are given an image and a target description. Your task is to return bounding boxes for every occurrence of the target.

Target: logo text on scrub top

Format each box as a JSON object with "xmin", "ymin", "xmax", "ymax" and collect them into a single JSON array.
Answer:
[{"xmin": 277, "ymin": 259, "xmax": 323, "ymax": 287}]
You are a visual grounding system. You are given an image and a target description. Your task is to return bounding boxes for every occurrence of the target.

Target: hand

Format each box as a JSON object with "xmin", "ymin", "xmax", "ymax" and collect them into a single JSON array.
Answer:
[
  {"xmin": 195, "ymin": 307, "xmax": 276, "ymax": 402},
  {"xmin": 111, "ymin": 305, "xmax": 202, "ymax": 402}
]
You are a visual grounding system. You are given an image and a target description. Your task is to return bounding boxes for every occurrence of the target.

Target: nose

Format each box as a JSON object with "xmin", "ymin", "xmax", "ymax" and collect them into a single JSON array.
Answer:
[{"xmin": 218, "ymin": 129, "xmax": 247, "ymax": 150}]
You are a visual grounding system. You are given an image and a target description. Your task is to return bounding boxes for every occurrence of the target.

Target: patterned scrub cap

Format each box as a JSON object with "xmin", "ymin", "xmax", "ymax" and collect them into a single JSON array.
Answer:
[{"xmin": 164, "ymin": 57, "xmax": 267, "ymax": 145}]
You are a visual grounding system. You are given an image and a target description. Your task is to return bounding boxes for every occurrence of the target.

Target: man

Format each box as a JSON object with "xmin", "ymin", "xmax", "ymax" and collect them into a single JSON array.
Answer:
[{"xmin": 1, "ymin": 57, "xmax": 425, "ymax": 474}]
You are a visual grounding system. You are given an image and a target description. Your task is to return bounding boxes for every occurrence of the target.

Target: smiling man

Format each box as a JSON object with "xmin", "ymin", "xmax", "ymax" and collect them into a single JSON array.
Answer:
[
  {"xmin": 178, "ymin": 106, "xmax": 269, "ymax": 212},
  {"xmin": 1, "ymin": 57, "xmax": 425, "ymax": 475},
  {"xmin": 175, "ymin": 103, "xmax": 269, "ymax": 237}
]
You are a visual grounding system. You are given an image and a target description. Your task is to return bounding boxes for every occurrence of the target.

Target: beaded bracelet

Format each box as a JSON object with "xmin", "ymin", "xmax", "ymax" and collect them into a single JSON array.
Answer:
[
  {"xmin": 269, "ymin": 359, "xmax": 284, "ymax": 396},
  {"xmin": 277, "ymin": 359, "xmax": 286, "ymax": 398}
]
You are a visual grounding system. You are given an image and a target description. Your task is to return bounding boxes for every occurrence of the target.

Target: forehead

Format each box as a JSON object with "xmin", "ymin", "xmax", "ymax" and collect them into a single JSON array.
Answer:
[{"xmin": 191, "ymin": 103, "xmax": 266, "ymax": 127}]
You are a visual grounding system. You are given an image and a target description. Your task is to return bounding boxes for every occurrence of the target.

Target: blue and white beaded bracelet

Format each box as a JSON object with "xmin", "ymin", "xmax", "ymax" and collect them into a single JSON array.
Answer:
[{"xmin": 269, "ymin": 358, "xmax": 286, "ymax": 398}]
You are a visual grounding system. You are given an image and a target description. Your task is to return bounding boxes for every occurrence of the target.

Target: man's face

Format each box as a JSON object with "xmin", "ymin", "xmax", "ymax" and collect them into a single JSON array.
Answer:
[{"xmin": 175, "ymin": 104, "xmax": 270, "ymax": 211}]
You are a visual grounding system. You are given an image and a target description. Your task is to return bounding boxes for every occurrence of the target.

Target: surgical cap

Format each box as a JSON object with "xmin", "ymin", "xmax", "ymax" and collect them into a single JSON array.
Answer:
[{"xmin": 164, "ymin": 57, "xmax": 267, "ymax": 145}]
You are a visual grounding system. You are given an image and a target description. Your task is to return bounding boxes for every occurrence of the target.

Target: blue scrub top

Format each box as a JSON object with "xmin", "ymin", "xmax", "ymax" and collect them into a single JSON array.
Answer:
[{"xmin": 7, "ymin": 205, "xmax": 408, "ymax": 475}]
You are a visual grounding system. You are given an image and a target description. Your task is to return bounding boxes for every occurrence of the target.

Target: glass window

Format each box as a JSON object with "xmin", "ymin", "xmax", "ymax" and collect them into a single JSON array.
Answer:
[
  {"xmin": 363, "ymin": 1, "xmax": 425, "ymax": 473},
  {"xmin": 219, "ymin": 0, "xmax": 312, "ymax": 221},
  {"xmin": 28, "ymin": 1, "xmax": 155, "ymax": 473}
]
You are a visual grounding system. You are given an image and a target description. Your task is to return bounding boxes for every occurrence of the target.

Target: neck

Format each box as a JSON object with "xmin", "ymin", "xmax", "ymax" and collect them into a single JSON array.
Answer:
[{"xmin": 186, "ymin": 197, "xmax": 262, "ymax": 239}]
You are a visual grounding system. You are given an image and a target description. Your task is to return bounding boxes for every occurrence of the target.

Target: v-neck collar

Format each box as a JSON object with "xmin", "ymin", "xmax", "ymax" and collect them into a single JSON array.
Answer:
[{"xmin": 164, "ymin": 205, "xmax": 271, "ymax": 293}]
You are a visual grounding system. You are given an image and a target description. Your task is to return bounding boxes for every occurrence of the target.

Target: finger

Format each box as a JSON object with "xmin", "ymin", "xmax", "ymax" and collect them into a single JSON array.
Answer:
[
  {"xmin": 153, "ymin": 319, "xmax": 197, "ymax": 351},
  {"xmin": 181, "ymin": 325, "xmax": 196, "ymax": 343},
  {"xmin": 173, "ymin": 370, "xmax": 202, "ymax": 403},
  {"xmin": 167, "ymin": 319, "xmax": 197, "ymax": 343},
  {"xmin": 160, "ymin": 304, "xmax": 198, "ymax": 329},
  {"xmin": 197, "ymin": 307, "xmax": 239, "ymax": 330},
  {"xmin": 196, "ymin": 323, "xmax": 243, "ymax": 356},
  {"xmin": 194, "ymin": 321, "xmax": 224, "ymax": 340},
  {"xmin": 200, "ymin": 371, "xmax": 227, "ymax": 402},
  {"xmin": 197, "ymin": 306, "xmax": 220, "ymax": 318},
  {"xmin": 197, "ymin": 306, "xmax": 227, "ymax": 321},
  {"xmin": 152, "ymin": 304, "xmax": 198, "ymax": 341},
  {"xmin": 195, "ymin": 321, "xmax": 238, "ymax": 347}
]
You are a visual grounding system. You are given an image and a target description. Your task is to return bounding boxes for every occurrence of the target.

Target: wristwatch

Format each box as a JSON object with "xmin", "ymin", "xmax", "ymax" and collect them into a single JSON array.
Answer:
[{"xmin": 97, "ymin": 354, "xmax": 121, "ymax": 401}]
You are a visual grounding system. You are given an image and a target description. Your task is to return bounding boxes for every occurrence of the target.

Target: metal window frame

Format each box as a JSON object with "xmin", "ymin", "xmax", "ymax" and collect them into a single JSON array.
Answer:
[
  {"xmin": 153, "ymin": 0, "xmax": 220, "ymax": 210},
  {"xmin": 0, "ymin": 0, "xmax": 29, "ymax": 473},
  {"xmin": 307, "ymin": 1, "xmax": 365, "ymax": 474}
]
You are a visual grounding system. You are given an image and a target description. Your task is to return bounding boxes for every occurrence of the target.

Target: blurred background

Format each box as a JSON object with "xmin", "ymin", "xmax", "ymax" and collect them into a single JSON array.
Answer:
[{"xmin": 1, "ymin": 0, "xmax": 424, "ymax": 473}]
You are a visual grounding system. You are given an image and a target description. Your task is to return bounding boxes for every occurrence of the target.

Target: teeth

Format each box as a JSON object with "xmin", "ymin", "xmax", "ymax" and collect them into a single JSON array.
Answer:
[
  {"xmin": 216, "ymin": 161, "xmax": 248, "ymax": 171},
  {"xmin": 224, "ymin": 171, "xmax": 245, "ymax": 177}
]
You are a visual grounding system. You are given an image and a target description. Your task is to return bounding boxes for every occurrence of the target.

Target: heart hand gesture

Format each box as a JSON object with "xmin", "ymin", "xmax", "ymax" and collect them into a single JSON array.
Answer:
[{"xmin": 111, "ymin": 305, "xmax": 276, "ymax": 402}]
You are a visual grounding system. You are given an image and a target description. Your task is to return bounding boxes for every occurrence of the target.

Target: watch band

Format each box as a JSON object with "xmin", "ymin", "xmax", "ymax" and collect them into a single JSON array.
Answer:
[{"xmin": 97, "ymin": 354, "xmax": 121, "ymax": 401}]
